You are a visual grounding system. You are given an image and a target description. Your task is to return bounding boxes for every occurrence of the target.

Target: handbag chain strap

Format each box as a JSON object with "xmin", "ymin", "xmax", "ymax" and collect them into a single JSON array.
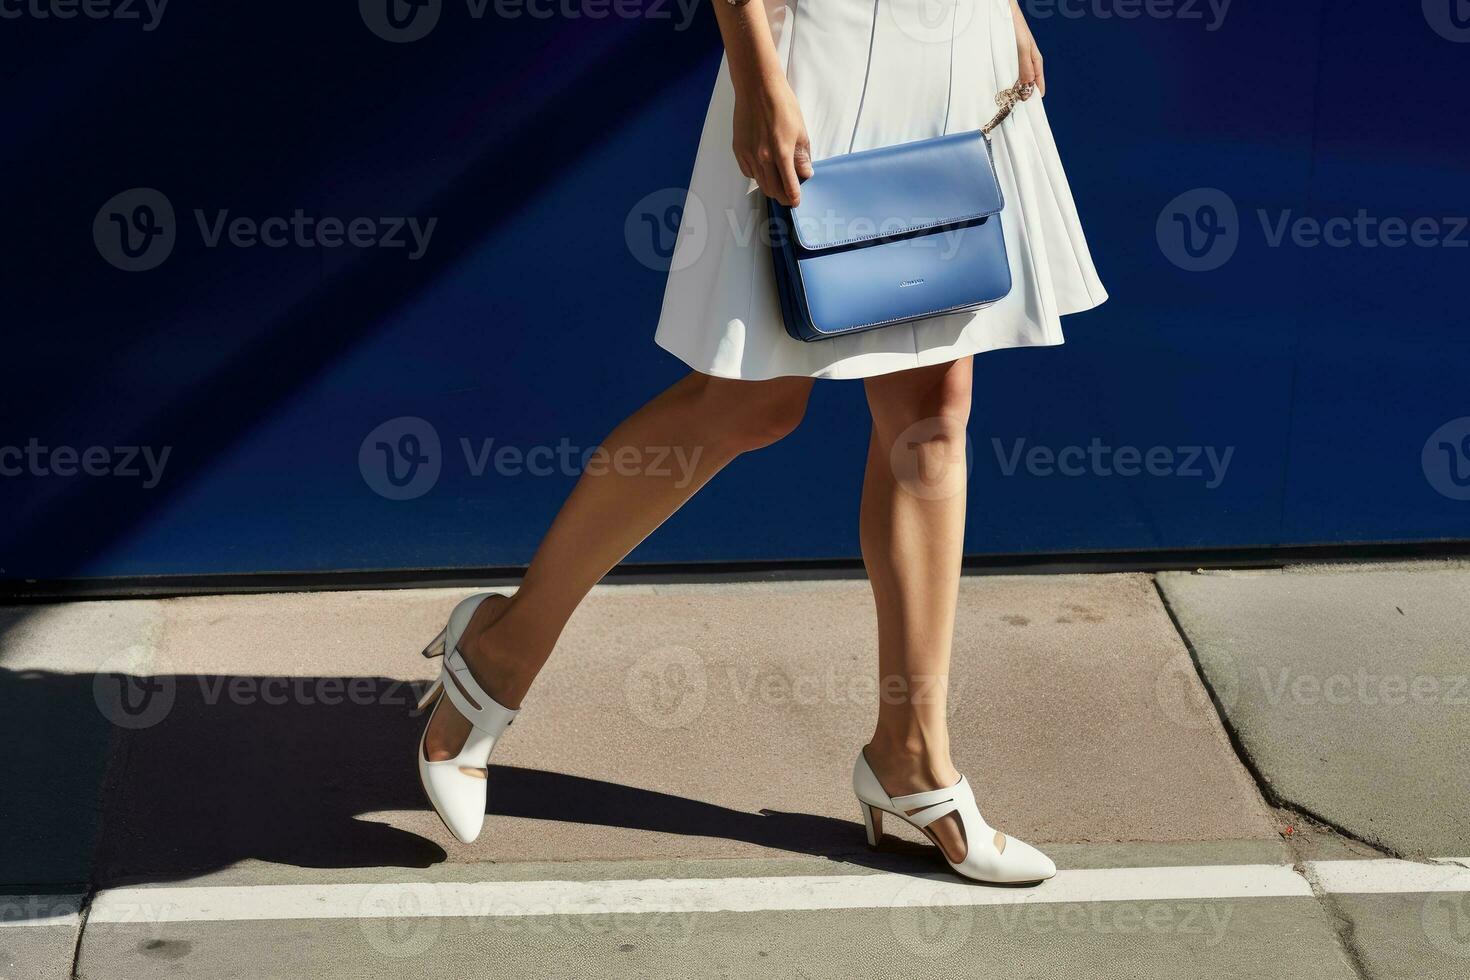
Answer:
[{"xmin": 982, "ymin": 81, "xmax": 1036, "ymax": 137}]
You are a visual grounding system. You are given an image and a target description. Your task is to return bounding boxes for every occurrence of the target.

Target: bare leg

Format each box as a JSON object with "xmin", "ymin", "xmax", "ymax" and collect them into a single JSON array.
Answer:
[
  {"xmin": 858, "ymin": 357, "xmax": 986, "ymax": 864},
  {"xmin": 424, "ymin": 371, "xmax": 814, "ymax": 760}
]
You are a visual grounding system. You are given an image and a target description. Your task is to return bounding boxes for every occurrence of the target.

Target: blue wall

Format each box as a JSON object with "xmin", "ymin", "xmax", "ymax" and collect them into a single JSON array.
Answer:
[{"xmin": 2, "ymin": 0, "xmax": 1467, "ymax": 580}]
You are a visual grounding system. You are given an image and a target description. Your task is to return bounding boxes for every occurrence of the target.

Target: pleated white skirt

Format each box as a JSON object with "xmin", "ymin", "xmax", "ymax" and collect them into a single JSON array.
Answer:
[{"xmin": 655, "ymin": 0, "xmax": 1107, "ymax": 381}]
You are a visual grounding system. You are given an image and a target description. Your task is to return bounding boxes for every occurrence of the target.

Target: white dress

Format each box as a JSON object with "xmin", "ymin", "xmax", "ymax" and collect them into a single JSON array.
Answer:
[{"xmin": 655, "ymin": 0, "xmax": 1107, "ymax": 381}]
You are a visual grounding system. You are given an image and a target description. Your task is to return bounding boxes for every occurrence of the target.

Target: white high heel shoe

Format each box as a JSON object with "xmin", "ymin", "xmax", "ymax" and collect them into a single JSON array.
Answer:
[
  {"xmin": 853, "ymin": 750, "xmax": 1056, "ymax": 885},
  {"xmin": 416, "ymin": 593, "xmax": 519, "ymax": 844}
]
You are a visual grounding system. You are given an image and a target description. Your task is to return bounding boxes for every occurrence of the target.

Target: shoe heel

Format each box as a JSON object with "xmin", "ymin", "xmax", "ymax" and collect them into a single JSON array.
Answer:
[
  {"xmin": 421, "ymin": 627, "xmax": 448, "ymax": 659},
  {"xmin": 416, "ymin": 677, "xmax": 444, "ymax": 712},
  {"xmin": 860, "ymin": 802, "xmax": 883, "ymax": 848}
]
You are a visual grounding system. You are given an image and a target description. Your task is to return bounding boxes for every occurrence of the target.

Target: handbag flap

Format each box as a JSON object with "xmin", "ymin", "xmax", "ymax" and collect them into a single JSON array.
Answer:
[{"xmin": 786, "ymin": 130, "xmax": 1002, "ymax": 253}]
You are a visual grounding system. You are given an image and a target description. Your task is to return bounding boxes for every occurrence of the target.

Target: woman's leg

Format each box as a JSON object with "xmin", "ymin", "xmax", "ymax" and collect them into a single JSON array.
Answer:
[
  {"xmin": 858, "ymin": 356, "xmax": 982, "ymax": 864},
  {"xmin": 424, "ymin": 370, "xmax": 814, "ymax": 760}
]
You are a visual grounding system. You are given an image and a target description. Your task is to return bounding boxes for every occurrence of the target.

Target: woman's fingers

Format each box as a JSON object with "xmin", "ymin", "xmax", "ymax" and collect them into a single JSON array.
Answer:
[
  {"xmin": 1017, "ymin": 54, "xmax": 1036, "ymax": 89},
  {"xmin": 756, "ymin": 157, "xmax": 784, "ymax": 204},
  {"xmin": 730, "ymin": 77, "xmax": 812, "ymax": 205},
  {"xmin": 777, "ymin": 152, "xmax": 802, "ymax": 207},
  {"xmin": 736, "ymin": 151, "xmax": 754, "ymax": 180},
  {"xmin": 775, "ymin": 136, "xmax": 815, "ymax": 206},
  {"xmin": 1017, "ymin": 38, "xmax": 1046, "ymax": 97},
  {"xmin": 794, "ymin": 135, "xmax": 815, "ymax": 181},
  {"xmin": 754, "ymin": 143, "xmax": 806, "ymax": 206}
]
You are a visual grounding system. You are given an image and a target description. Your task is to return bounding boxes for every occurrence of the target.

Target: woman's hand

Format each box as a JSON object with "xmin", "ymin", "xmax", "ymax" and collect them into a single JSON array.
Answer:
[
  {"xmin": 1011, "ymin": 0, "xmax": 1046, "ymax": 97},
  {"xmin": 732, "ymin": 77, "xmax": 814, "ymax": 207},
  {"xmin": 713, "ymin": 0, "xmax": 813, "ymax": 206}
]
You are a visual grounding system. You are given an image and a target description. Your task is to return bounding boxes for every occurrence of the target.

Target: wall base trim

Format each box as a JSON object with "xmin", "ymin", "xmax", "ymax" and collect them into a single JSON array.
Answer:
[{"xmin": 3, "ymin": 540, "xmax": 1468, "ymax": 602}]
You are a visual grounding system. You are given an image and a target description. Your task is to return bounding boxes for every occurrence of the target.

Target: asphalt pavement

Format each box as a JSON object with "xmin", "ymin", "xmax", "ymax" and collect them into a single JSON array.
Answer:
[{"xmin": 3, "ymin": 564, "xmax": 1468, "ymax": 978}]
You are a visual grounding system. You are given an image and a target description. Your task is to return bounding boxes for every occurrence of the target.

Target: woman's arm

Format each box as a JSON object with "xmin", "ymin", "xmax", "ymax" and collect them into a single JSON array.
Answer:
[
  {"xmin": 1010, "ymin": 0, "xmax": 1045, "ymax": 96},
  {"xmin": 713, "ymin": 1, "xmax": 813, "ymax": 206}
]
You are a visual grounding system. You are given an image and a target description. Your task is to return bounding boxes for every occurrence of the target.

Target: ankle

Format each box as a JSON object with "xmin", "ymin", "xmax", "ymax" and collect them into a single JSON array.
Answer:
[
  {"xmin": 460, "ymin": 594, "xmax": 551, "ymax": 708},
  {"xmin": 864, "ymin": 733, "xmax": 960, "ymax": 791}
]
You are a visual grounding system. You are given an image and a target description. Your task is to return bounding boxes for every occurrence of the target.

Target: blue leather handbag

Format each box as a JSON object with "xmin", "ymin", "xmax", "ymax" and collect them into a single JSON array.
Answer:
[{"xmin": 768, "ymin": 83, "xmax": 1031, "ymax": 343}]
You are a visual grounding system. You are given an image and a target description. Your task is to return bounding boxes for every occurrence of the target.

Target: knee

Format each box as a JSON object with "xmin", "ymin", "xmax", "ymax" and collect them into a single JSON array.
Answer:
[
  {"xmin": 866, "ymin": 361, "xmax": 974, "ymax": 495},
  {"xmin": 868, "ymin": 360, "xmax": 973, "ymax": 444},
  {"xmin": 925, "ymin": 367, "xmax": 974, "ymax": 432},
  {"xmin": 691, "ymin": 374, "xmax": 812, "ymax": 454}
]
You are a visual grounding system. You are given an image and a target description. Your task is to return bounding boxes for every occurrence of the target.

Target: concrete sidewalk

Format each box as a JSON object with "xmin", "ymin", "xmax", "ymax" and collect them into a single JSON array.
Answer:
[
  {"xmin": 3, "ymin": 562, "xmax": 1468, "ymax": 978},
  {"xmin": 1158, "ymin": 563, "xmax": 1470, "ymax": 857}
]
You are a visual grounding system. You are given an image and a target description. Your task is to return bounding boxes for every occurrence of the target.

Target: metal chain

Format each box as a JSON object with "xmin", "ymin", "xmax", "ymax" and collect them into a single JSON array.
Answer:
[{"xmin": 982, "ymin": 80, "xmax": 1036, "ymax": 136}]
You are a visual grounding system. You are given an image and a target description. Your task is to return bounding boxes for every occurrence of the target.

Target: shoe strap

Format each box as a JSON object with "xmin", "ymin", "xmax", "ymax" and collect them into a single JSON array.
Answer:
[
  {"xmin": 890, "ymin": 776, "xmax": 979, "ymax": 831},
  {"xmin": 442, "ymin": 646, "xmax": 518, "ymax": 738}
]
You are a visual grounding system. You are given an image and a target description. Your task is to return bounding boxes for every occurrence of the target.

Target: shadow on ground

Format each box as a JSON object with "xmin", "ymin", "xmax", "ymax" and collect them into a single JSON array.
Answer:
[{"xmin": 4, "ymin": 669, "xmax": 936, "ymax": 901}]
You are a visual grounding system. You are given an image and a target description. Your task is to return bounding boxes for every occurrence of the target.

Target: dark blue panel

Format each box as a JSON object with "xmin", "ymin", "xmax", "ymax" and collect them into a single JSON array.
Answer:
[{"xmin": 1, "ymin": 0, "xmax": 1466, "ymax": 578}]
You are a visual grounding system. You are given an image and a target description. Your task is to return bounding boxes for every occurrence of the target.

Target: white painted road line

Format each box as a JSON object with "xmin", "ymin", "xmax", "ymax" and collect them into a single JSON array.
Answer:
[
  {"xmin": 1310, "ymin": 859, "xmax": 1470, "ymax": 894},
  {"xmin": 86, "ymin": 865, "xmax": 1311, "ymax": 925},
  {"xmin": 6, "ymin": 859, "xmax": 1464, "ymax": 929}
]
